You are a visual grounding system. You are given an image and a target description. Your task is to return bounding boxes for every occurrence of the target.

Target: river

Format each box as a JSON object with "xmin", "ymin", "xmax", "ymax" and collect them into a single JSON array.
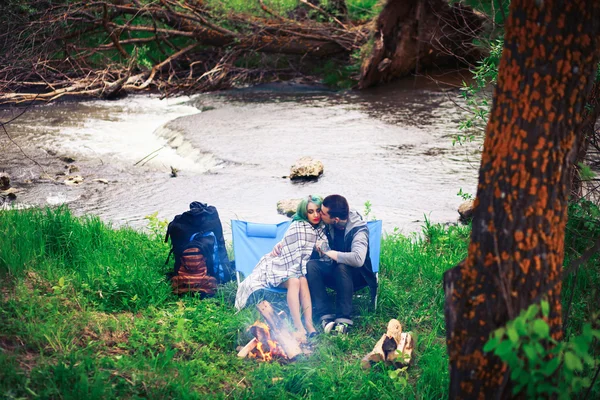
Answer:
[{"xmin": 0, "ymin": 75, "xmax": 482, "ymax": 235}]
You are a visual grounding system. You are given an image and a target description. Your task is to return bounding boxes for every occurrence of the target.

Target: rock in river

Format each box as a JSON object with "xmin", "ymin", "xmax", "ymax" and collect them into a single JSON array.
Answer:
[
  {"xmin": 289, "ymin": 157, "xmax": 323, "ymax": 180},
  {"xmin": 277, "ymin": 198, "xmax": 301, "ymax": 217},
  {"xmin": 64, "ymin": 175, "xmax": 84, "ymax": 185},
  {"xmin": 458, "ymin": 200, "xmax": 474, "ymax": 223}
]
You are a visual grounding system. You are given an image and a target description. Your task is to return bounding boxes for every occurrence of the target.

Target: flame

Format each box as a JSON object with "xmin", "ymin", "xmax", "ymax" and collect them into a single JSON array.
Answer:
[{"xmin": 247, "ymin": 321, "xmax": 288, "ymax": 361}]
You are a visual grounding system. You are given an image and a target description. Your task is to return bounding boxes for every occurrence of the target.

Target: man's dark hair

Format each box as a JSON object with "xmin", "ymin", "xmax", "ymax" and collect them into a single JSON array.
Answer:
[{"xmin": 322, "ymin": 195, "xmax": 349, "ymax": 220}]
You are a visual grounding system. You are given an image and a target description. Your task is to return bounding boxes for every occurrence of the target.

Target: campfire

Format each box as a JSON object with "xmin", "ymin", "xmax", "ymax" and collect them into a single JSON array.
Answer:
[
  {"xmin": 244, "ymin": 321, "xmax": 288, "ymax": 361},
  {"xmin": 238, "ymin": 301, "xmax": 307, "ymax": 362},
  {"xmin": 238, "ymin": 302, "xmax": 415, "ymax": 368}
]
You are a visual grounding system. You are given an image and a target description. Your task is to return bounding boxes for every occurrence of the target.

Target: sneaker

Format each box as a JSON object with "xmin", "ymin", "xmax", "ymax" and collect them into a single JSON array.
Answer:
[
  {"xmin": 332, "ymin": 322, "xmax": 349, "ymax": 335},
  {"xmin": 322, "ymin": 320, "xmax": 336, "ymax": 334}
]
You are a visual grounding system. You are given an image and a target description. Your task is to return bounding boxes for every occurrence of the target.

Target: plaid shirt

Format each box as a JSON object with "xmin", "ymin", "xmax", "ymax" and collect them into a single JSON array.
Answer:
[{"xmin": 235, "ymin": 221, "xmax": 326, "ymax": 310}]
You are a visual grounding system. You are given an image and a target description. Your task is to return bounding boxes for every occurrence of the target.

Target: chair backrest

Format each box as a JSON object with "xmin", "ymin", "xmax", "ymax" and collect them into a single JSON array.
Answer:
[
  {"xmin": 232, "ymin": 220, "xmax": 291, "ymax": 282},
  {"xmin": 231, "ymin": 219, "xmax": 383, "ymax": 282},
  {"xmin": 367, "ymin": 220, "xmax": 382, "ymax": 274}
]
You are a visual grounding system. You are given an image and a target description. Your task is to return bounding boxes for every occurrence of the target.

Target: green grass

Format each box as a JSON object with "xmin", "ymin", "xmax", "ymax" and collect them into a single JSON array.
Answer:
[
  {"xmin": 204, "ymin": 0, "xmax": 380, "ymax": 22},
  {"xmin": 1, "ymin": 205, "xmax": 598, "ymax": 399}
]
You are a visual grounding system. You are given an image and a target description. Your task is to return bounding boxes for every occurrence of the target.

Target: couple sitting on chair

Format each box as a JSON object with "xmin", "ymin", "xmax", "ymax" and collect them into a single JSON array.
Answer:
[{"xmin": 234, "ymin": 194, "xmax": 378, "ymax": 338}]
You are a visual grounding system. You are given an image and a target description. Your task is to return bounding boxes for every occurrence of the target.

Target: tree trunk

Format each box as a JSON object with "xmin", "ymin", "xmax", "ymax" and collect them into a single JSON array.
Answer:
[
  {"xmin": 570, "ymin": 81, "xmax": 600, "ymax": 199},
  {"xmin": 444, "ymin": 0, "xmax": 600, "ymax": 398},
  {"xmin": 359, "ymin": 0, "xmax": 485, "ymax": 89}
]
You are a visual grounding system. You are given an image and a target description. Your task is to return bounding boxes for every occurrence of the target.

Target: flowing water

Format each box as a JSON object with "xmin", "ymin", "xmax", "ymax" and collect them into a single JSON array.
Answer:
[{"xmin": 1, "ymin": 75, "xmax": 482, "ymax": 235}]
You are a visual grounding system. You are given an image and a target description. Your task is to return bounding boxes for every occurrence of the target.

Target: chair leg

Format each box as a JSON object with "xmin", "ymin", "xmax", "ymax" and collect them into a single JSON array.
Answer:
[{"xmin": 374, "ymin": 272, "xmax": 379, "ymax": 311}]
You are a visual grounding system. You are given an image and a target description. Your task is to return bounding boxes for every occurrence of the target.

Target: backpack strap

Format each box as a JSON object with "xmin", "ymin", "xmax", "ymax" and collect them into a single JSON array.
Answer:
[
  {"xmin": 164, "ymin": 230, "xmax": 172, "ymax": 264},
  {"xmin": 189, "ymin": 232, "xmax": 222, "ymax": 281},
  {"xmin": 165, "ymin": 248, "xmax": 173, "ymax": 265},
  {"xmin": 189, "ymin": 232, "xmax": 202, "ymax": 241},
  {"xmin": 203, "ymin": 232, "xmax": 220, "ymax": 280}
]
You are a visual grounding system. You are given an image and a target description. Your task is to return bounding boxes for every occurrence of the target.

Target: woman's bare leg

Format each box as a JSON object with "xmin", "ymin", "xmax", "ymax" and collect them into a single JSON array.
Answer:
[
  {"xmin": 299, "ymin": 276, "xmax": 316, "ymax": 334},
  {"xmin": 281, "ymin": 278, "xmax": 306, "ymax": 335}
]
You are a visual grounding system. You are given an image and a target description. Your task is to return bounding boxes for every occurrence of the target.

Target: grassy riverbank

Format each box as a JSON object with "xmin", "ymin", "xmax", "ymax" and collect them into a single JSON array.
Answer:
[{"xmin": 0, "ymin": 206, "xmax": 598, "ymax": 399}]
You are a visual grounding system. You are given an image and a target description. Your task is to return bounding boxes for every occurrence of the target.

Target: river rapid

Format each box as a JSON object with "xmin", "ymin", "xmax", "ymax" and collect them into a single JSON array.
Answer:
[{"xmin": 1, "ymin": 75, "xmax": 482, "ymax": 235}]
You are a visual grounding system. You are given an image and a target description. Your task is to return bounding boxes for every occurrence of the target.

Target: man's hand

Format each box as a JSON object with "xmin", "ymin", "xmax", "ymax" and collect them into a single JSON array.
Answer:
[
  {"xmin": 270, "ymin": 242, "xmax": 283, "ymax": 256},
  {"xmin": 323, "ymin": 250, "xmax": 338, "ymax": 261},
  {"xmin": 316, "ymin": 240, "xmax": 329, "ymax": 254}
]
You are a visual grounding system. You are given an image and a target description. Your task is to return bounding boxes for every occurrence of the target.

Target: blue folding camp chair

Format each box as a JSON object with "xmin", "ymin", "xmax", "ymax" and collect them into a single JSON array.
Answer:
[
  {"xmin": 232, "ymin": 220, "xmax": 292, "ymax": 294},
  {"xmin": 231, "ymin": 219, "xmax": 382, "ymax": 302}
]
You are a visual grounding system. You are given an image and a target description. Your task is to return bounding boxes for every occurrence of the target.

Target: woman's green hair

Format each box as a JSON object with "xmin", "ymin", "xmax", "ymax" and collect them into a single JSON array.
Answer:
[{"xmin": 292, "ymin": 195, "xmax": 323, "ymax": 223}]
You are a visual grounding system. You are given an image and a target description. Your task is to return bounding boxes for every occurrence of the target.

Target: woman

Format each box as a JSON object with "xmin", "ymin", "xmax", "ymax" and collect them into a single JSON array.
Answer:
[{"xmin": 235, "ymin": 195, "xmax": 326, "ymax": 339}]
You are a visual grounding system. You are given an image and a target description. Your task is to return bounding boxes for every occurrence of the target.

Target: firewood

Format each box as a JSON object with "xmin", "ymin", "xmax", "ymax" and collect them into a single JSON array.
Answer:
[
  {"xmin": 256, "ymin": 301, "xmax": 302, "ymax": 359},
  {"xmin": 237, "ymin": 338, "xmax": 258, "ymax": 358},
  {"xmin": 387, "ymin": 332, "xmax": 414, "ymax": 367},
  {"xmin": 361, "ymin": 319, "xmax": 414, "ymax": 369}
]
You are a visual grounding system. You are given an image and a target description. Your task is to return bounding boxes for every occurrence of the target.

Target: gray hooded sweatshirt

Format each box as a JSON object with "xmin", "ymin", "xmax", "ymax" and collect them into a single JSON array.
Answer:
[{"xmin": 326, "ymin": 210, "xmax": 369, "ymax": 267}]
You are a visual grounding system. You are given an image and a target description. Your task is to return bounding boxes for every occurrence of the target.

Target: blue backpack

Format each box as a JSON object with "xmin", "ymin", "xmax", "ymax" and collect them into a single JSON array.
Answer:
[{"xmin": 165, "ymin": 202, "xmax": 233, "ymax": 286}]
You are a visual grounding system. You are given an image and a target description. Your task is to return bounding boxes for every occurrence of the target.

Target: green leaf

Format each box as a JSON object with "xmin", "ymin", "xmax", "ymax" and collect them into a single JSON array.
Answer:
[
  {"xmin": 571, "ymin": 335, "xmax": 590, "ymax": 355},
  {"xmin": 541, "ymin": 300, "xmax": 549, "ymax": 318},
  {"xmin": 494, "ymin": 327, "xmax": 506, "ymax": 340},
  {"xmin": 510, "ymin": 366, "xmax": 523, "ymax": 381},
  {"xmin": 507, "ymin": 327, "xmax": 519, "ymax": 344},
  {"xmin": 581, "ymin": 351, "xmax": 595, "ymax": 366},
  {"xmin": 583, "ymin": 323, "xmax": 593, "ymax": 338},
  {"xmin": 564, "ymin": 351, "xmax": 584, "ymax": 371},
  {"xmin": 534, "ymin": 342, "xmax": 545, "ymax": 356},
  {"xmin": 523, "ymin": 344, "xmax": 538, "ymax": 363},
  {"xmin": 517, "ymin": 372, "xmax": 530, "ymax": 385},
  {"xmin": 536, "ymin": 383, "xmax": 559, "ymax": 396},
  {"xmin": 495, "ymin": 340, "xmax": 514, "ymax": 358},
  {"xmin": 581, "ymin": 377, "xmax": 591, "ymax": 388},
  {"xmin": 484, "ymin": 337, "xmax": 499, "ymax": 352},
  {"xmin": 525, "ymin": 304, "xmax": 540, "ymax": 320},
  {"xmin": 514, "ymin": 317, "xmax": 527, "ymax": 335},
  {"xmin": 578, "ymin": 163, "xmax": 596, "ymax": 181},
  {"xmin": 533, "ymin": 319, "xmax": 550, "ymax": 339},
  {"xmin": 513, "ymin": 382, "xmax": 525, "ymax": 395},
  {"xmin": 541, "ymin": 357, "xmax": 561, "ymax": 376},
  {"xmin": 58, "ymin": 277, "xmax": 65, "ymax": 287}
]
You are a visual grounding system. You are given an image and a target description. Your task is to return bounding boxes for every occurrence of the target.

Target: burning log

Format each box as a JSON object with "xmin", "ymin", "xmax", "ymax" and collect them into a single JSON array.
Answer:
[
  {"xmin": 237, "ymin": 338, "xmax": 258, "ymax": 358},
  {"xmin": 361, "ymin": 319, "xmax": 414, "ymax": 369},
  {"xmin": 256, "ymin": 301, "xmax": 302, "ymax": 359},
  {"xmin": 238, "ymin": 301, "xmax": 303, "ymax": 361},
  {"xmin": 241, "ymin": 321, "xmax": 290, "ymax": 362}
]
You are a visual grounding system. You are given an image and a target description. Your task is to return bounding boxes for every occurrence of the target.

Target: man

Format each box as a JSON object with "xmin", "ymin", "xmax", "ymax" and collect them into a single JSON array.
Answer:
[{"xmin": 306, "ymin": 194, "xmax": 378, "ymax": 335}]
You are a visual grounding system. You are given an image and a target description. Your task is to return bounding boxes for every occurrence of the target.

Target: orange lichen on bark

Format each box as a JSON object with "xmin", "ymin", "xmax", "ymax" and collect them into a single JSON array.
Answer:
[
  {"xmin": 529, "ymin": 177, "xmax": 539, "ymax": 195},
  {"xmin": 519, "ymin": 258, "xmax": 531, "ymax": 274},
  {"xmin": 484, "ymin": 252, "xmax": 497, "ymax": 267},
  {"xmin": 514, "ymin": 230, "xmax": 524, "ymax": 242}
]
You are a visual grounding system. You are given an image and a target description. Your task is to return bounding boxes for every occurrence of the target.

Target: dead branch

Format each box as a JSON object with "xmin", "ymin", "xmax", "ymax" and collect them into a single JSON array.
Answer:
[
  {"xmin": 1, "ymin": 0, "xmax": 359, "ymax": 103},
  {"xmin": 1, "ymin": 0, "xmax": 485, "ymax": 103}
]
